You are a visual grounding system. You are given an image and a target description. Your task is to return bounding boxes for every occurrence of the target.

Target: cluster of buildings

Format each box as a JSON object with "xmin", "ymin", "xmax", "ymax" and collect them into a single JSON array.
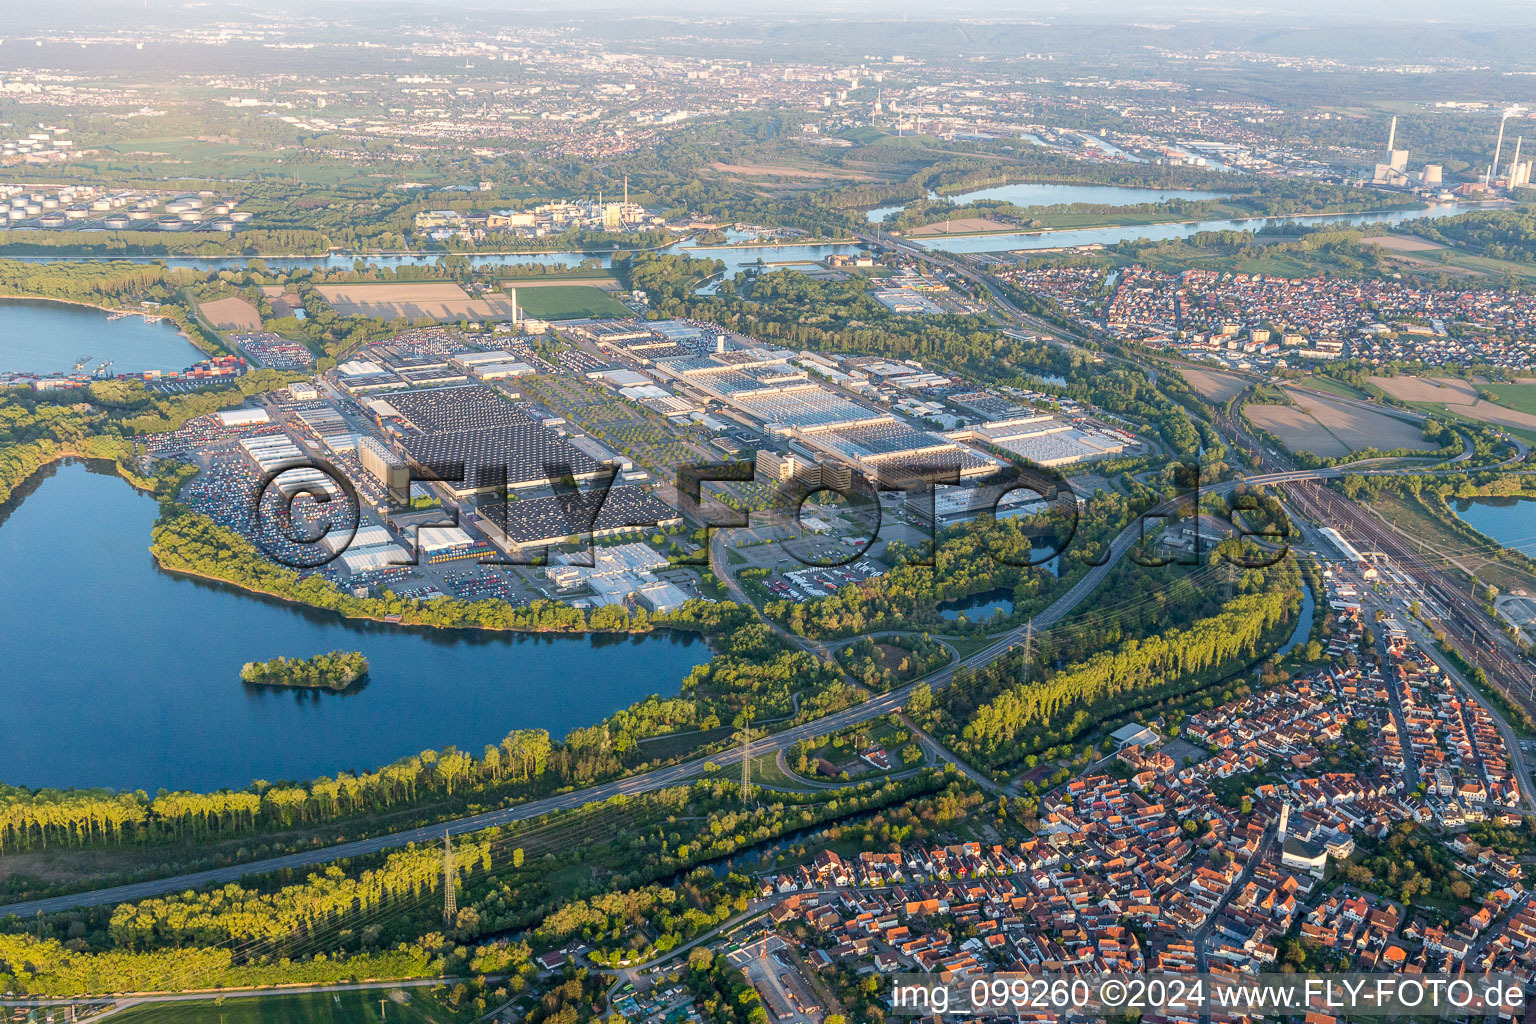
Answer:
[
  {"xmin": 0, "ymin": 127, "xmax": 75, "ymax": 165},
  {"xmin": 413, "ymin": 197, "xmax": 662, "ymax": 242},
  {"xmin": 867, "ymin": 271, "xmax": 983, "ymax": 316},
  {"xmin": 1007, "ymin": 262, "xmax": 1536, "ymax": 370},
  {"xmin": 733, "ymin": 599, "xmax": 1536, "ymax": 1011},
  {"xmin": 333, "ymin": 328, "xmax": 546, "ymax": 396},
  {"xmin": 542, "ymin": 541, "xmax": 690, "ymax": 614}
]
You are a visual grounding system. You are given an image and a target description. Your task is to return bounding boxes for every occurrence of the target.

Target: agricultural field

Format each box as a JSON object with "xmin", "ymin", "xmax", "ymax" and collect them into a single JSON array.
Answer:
[
  {"xmin": 1370, "ymin": 375, "xmax": 1536, "ymax": 433},
  {"xmin": 317, "ymin": 282, "xmax": 519, "ymax": 321},
  {"xmin": 501, "ymin": 273, "xmax": 620, "ymax": 290},
  {"xmin": 906, "ymin": 216, "xmax": 1015, "ymax": 236},
  {"xmin": 198, "ymin": 295, "xmax": 262, "ymax": 330},
  {"xmin": 1485, "ymin": 382, "xmax": 1536, "ymax": 417},
  {"xmin": 1360, "ymin": 234, "xmax": 1445, "ymax": 253},
  {"xmin": 1298, "ymin": 375, "xmax": 1370, "ymax": 400},
  {"xmin": 710, "ymin": 159, "xmax": 877, "ymax": 181},
  {"xmin": 1179, "ymin": 365, "xmax": 1247, "ymax": 403},
  {"xmin": 1246, "ymin": 387, "xmax": 1435, "ymax": 458},
  {"xmin": 260, "ymin": 284, "xmax": 305, "ymax": 317},
  {"xmin": 1245, "ymin": 404, "xmax": 1351, "ymax": 458},
  {"xmin": 505, "ymin": 284, "xmax": 630, "ymax": 320}
]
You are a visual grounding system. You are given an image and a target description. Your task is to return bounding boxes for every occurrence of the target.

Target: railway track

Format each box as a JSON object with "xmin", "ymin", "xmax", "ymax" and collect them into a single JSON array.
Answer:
[{"xmin": 1289, "ymin": 478, "xmax": 1535, "ymax": 709}]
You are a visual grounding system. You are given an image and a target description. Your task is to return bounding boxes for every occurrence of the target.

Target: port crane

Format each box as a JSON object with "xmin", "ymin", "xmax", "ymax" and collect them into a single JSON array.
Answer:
[
  {"xmin": 92, "ymin": 360, "xmax": 113, "ymax": 379},
  {"xmin": 72, "ymin": 355, "xmax": 91, "ymax": 373}
]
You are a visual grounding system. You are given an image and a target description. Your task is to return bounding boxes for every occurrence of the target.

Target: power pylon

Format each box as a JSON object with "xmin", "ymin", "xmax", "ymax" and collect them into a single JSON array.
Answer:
[
  {"xmin": 442, "ymin": 831, "xmax": 456, "ymax": 922},
  {"xmin": 739, "ymin": 710, "xmax": 755, "ymax": 805},
  {"xmin": 1020, "ymin": 618, "xmax": 1036, "ymax": 684},
  {"xmin": 1219, "ymin": 559, "xmax": 1240, "ymax": 601}
]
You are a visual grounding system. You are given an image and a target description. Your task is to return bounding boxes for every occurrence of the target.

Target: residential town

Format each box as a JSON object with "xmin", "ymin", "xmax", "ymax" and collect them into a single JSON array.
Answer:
[{"xmin": 1004, "ymin": 263, "xmax": 1536, "ymax": 370}]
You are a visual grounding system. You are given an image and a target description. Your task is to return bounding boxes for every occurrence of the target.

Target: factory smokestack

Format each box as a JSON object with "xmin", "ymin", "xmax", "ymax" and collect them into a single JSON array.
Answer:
[
  {"xmin": 1387, "ymin": 115, "xmax": 1396, "ymax": 154},
  {"xmin": 1493, "ymin": 120, "xmax": 1508, "ymax": 185},
  {"xmin": 510, "ymin": 287, "xmax": 519, "ymax": 325},
  {"xmin": 1511, "ymin": 137, "xmax": 1524, "ymax": 180}
]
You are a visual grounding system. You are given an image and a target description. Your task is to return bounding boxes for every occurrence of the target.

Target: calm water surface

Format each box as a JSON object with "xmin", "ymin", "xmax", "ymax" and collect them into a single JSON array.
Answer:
[
  {"xmin": 0, "ymin": 299, "xmax": 206, "ymax": 374},
  {"xmin": 911, "ymin": 202, "xmax": 1479, "ymax": 254},
  {"xmin": 938, "ymin": 589, "xmax": 1015, "ymax": 622},
  {"xmin": 1453, "ymin": 496, "xmax": 1536, "ymax": 557},
  {"xmin": 0, "ymin": 462, "xmax": 709, "ymax": 792},
  {"xmin": 866, "ymin": 182, "xmax": 1232, "ymax": 223}
]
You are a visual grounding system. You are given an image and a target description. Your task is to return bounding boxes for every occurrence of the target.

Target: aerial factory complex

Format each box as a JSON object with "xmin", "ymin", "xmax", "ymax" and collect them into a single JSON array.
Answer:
[{"xmin": 6, "ymin": 2, "xmax": 1536, "ymax": 1022}]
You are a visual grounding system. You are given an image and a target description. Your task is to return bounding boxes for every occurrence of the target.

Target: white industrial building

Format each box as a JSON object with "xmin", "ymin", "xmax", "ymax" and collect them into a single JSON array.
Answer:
[
  {"xmin": 217, "ymin": 407, "xmax": 270, "ymax": 427},
  {"xmin": 339, "ymin": 543, "xmax": 411, "ymax": 576}
]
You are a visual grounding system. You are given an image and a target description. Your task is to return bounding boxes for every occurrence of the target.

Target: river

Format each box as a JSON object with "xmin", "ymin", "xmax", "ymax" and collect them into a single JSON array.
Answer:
[
  {"xmin": 1452, "ymin": 496, "xmax": 1536, "ymax": 557},
  {"xmin": 865, "ymin": 182, "xmax": 1232, "ymax": 223},
  {"xmin": 0, "ymin": 461, "xmax": 710, "ymax": 792},
  {"xmin": 0, "ymin": 229, "xmax": 864, "ymax": 284},
  {"xmin": 0, "ymin": 200, "xmax": 1484, "ymax": 277},
  {"xmin": 908, "ymin": 202, "xmax": 1479, "ymax": 255},
  {"xmin": 0, "ymin": 298, "xmax": 206, "ymax": 375}
]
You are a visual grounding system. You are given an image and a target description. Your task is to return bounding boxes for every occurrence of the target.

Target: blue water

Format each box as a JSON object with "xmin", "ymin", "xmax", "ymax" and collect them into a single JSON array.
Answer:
[
  {"xmin": 1277, "ymin": 584, "xmax": 1317, "ymax": 658},
  {"xmin": 910, "ymin": 202, "xmax": 1479, "ymax": 254},
  {"xmin": 938, "ymin": 589, "xmax": 1015, "ymax": 622},
  {"xmin": 866, "ymin": 182, "xmax": 1231, "ymax": 224},
  {"xmin": 0, "ymin": 461, "xmax": 710, "ymax": 792},
  {"xmin": 1453, "ymin": 496, "xmax": 1536, "ymax": 557},
  {"xmin": 0, "ymin": 298, "xmax": 206, "ymax": 374}
]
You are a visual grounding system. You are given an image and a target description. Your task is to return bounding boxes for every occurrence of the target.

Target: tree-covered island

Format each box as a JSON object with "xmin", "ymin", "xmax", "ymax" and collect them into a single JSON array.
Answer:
[{"xmin": 239, "ymin": 651, "xmax": 370, "ymax": 691}]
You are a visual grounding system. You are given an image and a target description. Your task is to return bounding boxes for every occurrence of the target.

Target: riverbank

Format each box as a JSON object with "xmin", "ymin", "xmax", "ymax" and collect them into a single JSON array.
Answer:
[
  {"xmin": 148, "ymin": 527, "xmax": 716, "ymax": 642},
  {"xmin": 0, "ymin": 292, "xmax": 218, "ymax": 360},
  {"xmin": 682, "ymin": 237, "xmax": 858, "ymax": 250},
  {"xmin": 0, "ymin": 459, "xmax": 724, "ymax": 792},
  {"xmin": 895, "ymin": 200, "xmax": 1437, "ymax": 241}
]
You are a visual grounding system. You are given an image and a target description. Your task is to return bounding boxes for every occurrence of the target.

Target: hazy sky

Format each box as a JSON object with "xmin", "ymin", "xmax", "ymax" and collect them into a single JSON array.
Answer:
[{"xmin": 34, "ymin": 0, "xmax": 1536, "ymax": 24}]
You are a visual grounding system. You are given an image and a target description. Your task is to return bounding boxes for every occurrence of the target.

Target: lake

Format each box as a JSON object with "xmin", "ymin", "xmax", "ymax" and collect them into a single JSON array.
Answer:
[
  {"xmin": 938, "ymin": 589, "xmax": 1015, "ymax": 622},
  {"xmin": 1452, "ymin": 496, "xmax": 1536, "ymax": 557},
  {"xmin": 0, "ymin": 298, "xmax": 207, "ymax": 375},
  {"xmin": 909, "ymin": 202, "xmax": 1479, "ymax": 254},
  {"xmin": 0, "ymin": 461, "xmax": 711, "ymax": 792},
  {"xmin": 866, "ymin": 182, "xmax": 1232, "ymax": 223}
]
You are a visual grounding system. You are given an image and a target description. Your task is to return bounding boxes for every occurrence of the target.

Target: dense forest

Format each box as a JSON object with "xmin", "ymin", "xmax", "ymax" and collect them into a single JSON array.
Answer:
[{"xmin": 1403, "ymin": 206, "xmax": 1536, "ymax": 264}]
